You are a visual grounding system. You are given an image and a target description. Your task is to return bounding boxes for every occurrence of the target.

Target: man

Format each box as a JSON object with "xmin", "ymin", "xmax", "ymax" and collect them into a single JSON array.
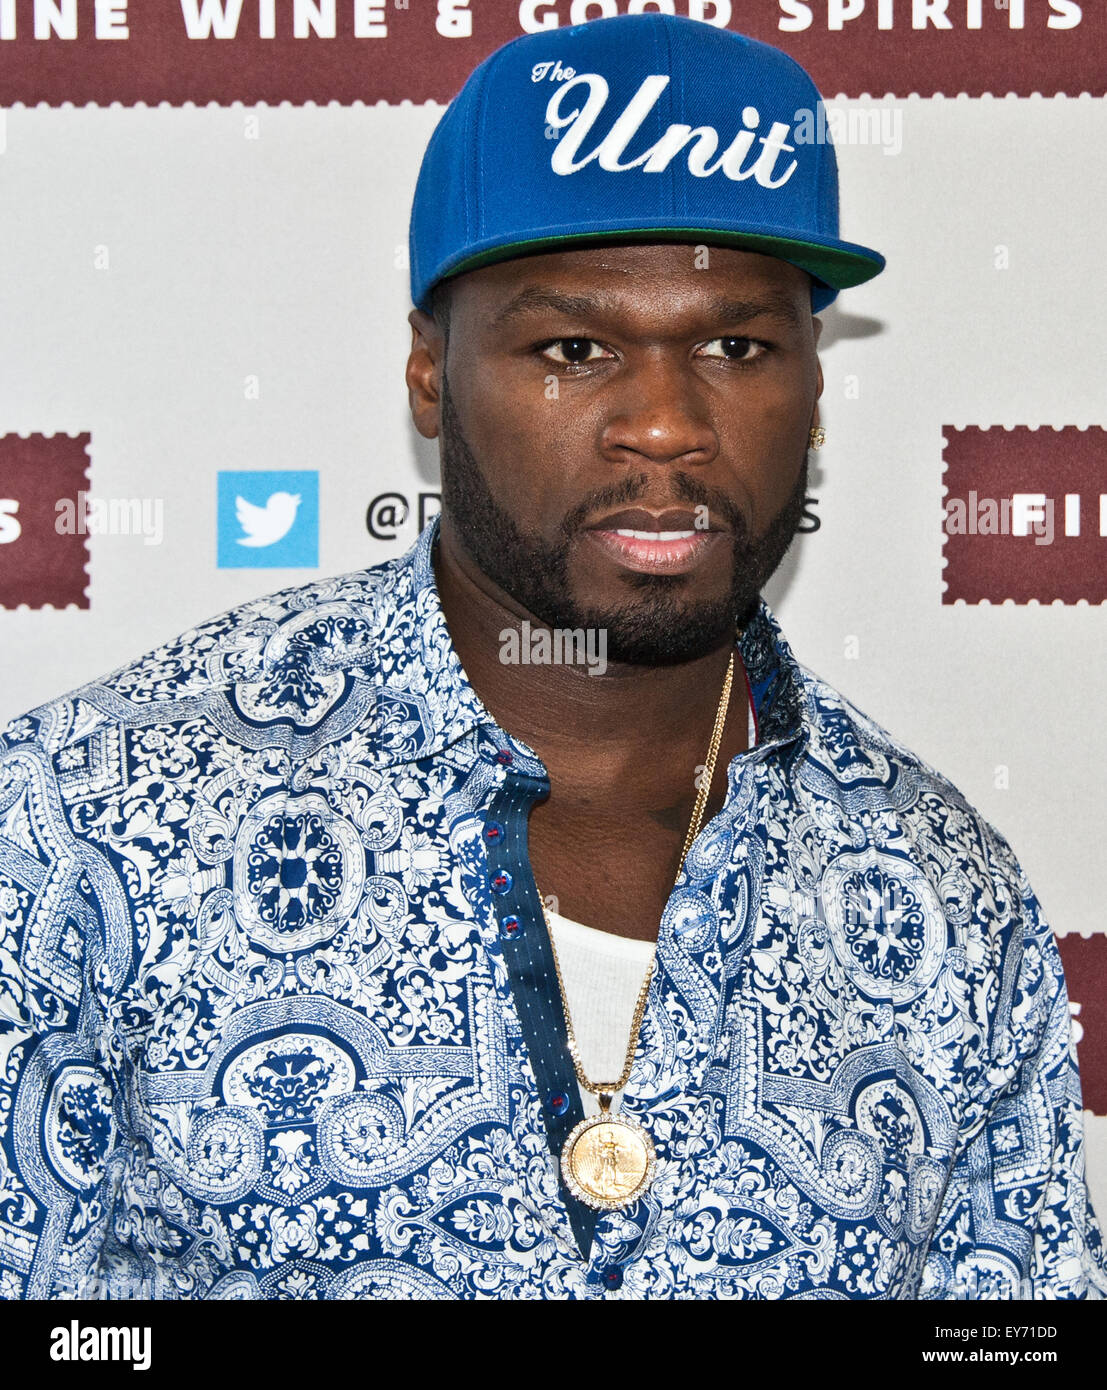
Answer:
[{"xmin": 0, "ymin": 14, "xmax": 1102, "ymax": 1300}]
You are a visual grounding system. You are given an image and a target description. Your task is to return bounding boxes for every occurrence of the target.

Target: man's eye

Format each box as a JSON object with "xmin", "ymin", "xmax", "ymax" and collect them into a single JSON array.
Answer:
[
  {"xmin": 540, "ymin": 338, "xmax": 609, "ymax": 365},
  {"xmin": 699, "ymin": 337, "xmax": 766, "ymax": 362}
]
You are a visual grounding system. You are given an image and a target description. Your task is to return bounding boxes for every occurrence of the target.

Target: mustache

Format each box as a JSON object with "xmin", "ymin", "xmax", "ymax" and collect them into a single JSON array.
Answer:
[{"xmin": 557, "ymin": 474, "xmax": 750, "ymax": 547}]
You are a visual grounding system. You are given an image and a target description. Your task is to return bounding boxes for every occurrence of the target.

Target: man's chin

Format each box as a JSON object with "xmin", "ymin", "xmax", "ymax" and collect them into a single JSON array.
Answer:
[{"xmin": 525, "ymin": 587, "xmax": 749, "ymax": 668}]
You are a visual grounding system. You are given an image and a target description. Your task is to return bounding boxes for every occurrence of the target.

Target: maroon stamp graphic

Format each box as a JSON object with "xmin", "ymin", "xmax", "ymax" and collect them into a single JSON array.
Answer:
[
  {"xmin": 1057, "ymin": 933, "xmax": 1107, "ymax": 1118},
  {"xmin": 0, "ymin": 433, "xmax": 91, "ymax": 610},
  {"xmin": 0, "ymin": 2, "xmax": 1098, "ymax": 106},
  {"xmin": 942, "ymin": 426, "xmax": 1107, "ymax": 605}
]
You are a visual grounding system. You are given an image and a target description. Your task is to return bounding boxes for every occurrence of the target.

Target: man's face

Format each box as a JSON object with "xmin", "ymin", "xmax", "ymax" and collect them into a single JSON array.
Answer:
[{"xmin": 409, "ymin": 244, "xmax": 823, "ymax": 665}]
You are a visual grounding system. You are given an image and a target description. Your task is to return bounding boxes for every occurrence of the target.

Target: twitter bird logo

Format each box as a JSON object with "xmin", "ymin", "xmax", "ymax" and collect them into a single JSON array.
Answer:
[
  {"xmin": 217, "ymin": 470, "xmax": 319, "ymax": 569},
  {"xmin": 235, "ymin": 491, "xmax": 301, "ymax": 548}
]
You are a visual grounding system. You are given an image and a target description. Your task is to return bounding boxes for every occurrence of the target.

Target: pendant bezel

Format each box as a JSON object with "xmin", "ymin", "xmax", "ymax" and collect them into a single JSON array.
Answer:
[{"xmin": 560, "ymin": 1111, "xmax": 657, "ymax": 1212}]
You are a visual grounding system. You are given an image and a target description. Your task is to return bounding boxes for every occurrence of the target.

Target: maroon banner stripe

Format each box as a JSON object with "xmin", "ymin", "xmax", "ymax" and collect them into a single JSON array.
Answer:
[{"xmin": 0, "ymin": 1, "xmax": 1100, "ymax": 106}]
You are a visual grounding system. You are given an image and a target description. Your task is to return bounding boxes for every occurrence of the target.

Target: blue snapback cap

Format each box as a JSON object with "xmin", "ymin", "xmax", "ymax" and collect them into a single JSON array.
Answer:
[{"xmin": 409, "ymin": 13, "xmax": 885, "ymax": 316}]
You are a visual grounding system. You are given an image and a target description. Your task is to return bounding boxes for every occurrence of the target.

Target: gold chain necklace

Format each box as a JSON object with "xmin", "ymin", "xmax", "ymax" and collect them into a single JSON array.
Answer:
[{"xmin": 537, "ymin": 649, "xmax": 735, "ymax": 1212}]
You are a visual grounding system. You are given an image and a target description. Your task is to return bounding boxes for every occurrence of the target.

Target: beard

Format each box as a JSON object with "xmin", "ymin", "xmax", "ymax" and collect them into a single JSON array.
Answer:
[{"xmin": 437, "ymin": 367, "xmax": 809, "ymax": 666}]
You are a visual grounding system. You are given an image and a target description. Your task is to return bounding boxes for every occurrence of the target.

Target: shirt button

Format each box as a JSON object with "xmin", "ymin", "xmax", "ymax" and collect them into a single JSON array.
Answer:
[
  {"xmin": 549, "ymin": 1091, "xmax": 570, "ymax": 1116},
  {"xmin": 484, "ymin": 821, "xmax": 505, "ymax": 843},
  {"xmin": 501, "ymin": 915, "xmax": 522, "ymax": 941},
  {"xmin": 496, "ymin": 749, "xmax": 514, "ymax": 766},
  {"xmin": 601, "ymin": 1266, "xmax": 623, "ymax": 1291},
  {"xmin": 490, "ymin": 869, "xmax": 513, "ymax": 895}
]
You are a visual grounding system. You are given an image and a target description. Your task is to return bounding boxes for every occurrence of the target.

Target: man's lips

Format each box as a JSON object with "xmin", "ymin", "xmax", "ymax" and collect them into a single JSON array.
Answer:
[
  {"xmin": 586, "ymin": 506, "xmax": 714, "ymax": 534},
  {"xmin": 583, "ymin": 508, "xmax": 726, "ymax": 576}
]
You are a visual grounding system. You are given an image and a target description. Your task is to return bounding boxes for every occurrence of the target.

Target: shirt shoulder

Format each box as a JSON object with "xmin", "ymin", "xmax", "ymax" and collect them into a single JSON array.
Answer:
[
  {"xmin": 0, "ymin": 554, "xmax": 412, "ymax": 759},
  {"xmin": 792, "ymin": 660, "xmax": 1028, "ymax": 902}
]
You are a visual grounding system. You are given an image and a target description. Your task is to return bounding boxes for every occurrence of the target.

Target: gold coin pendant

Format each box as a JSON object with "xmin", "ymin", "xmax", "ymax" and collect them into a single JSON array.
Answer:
[{"xmin": 561, "ymin": 1112, "xmax": 656, "ymax": 1212}]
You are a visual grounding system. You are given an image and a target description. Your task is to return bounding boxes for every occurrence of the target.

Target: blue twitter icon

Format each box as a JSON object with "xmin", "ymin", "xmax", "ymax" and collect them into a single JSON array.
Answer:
[{"xmin": 217, "ymin": 470, "xmax": 319, "ymax": 569}]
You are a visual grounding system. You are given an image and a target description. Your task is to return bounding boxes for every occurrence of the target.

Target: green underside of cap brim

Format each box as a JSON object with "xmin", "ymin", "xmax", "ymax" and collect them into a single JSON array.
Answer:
[{"xmin": 438, "ymin": 228, "xmax": 884, "ymax": 295}]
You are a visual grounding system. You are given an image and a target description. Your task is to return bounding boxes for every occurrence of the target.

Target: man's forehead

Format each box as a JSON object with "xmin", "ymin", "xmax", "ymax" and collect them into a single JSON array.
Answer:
[{"xmin": 446, "ymin": 243, "xmax": 814, "ymax": 323}]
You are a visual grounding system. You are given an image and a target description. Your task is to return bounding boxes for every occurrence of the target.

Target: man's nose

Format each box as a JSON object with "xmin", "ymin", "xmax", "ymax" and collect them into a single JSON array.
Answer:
[{"xmin": 598, "ymin": 355, "xmax": 719, "ymax": 468}]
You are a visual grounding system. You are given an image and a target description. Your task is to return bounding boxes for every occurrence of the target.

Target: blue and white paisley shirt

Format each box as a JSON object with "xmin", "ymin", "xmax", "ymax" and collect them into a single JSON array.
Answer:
[{"xmin": 1, "ymin": 516, "xmax": 1104, "ymax": 1301}]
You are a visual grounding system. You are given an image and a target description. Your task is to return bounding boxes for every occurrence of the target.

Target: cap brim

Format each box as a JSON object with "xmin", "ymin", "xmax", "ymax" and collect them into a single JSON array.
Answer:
[{"xmin": 428, "ymin": 226, "xmax": 884, "ymax": 309}]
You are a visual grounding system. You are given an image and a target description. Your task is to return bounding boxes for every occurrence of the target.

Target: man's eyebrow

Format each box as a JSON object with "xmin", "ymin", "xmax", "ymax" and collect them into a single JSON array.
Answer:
[
  {"xmin": 704, "ymin": 293, "xmax": 808, "ymax": 331},
  {"xmin": 488, "ymin": 288, "xmax": 606, "ymax": 329},
  {"xmin": 487, "ymin": 286, "xmax": 808, "ymax": 331}
]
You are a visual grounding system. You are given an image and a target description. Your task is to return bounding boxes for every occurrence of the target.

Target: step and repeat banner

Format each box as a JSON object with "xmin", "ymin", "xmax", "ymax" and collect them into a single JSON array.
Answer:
[{"xmin": 1, "ymin": 0, "xmax": 1105, "ymax": 1232}]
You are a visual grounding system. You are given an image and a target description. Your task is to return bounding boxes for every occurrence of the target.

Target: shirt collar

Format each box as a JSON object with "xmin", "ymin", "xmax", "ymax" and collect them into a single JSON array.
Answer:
[{"xmin": 369, "ymin": 514, "xmax": 809, "ymax": 768}]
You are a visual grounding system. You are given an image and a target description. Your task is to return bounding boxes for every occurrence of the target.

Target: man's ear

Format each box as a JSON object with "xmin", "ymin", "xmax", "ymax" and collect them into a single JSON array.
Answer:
[{"xmin": 407, "ymin": 308, "xmax": 444, "ymax": 441}]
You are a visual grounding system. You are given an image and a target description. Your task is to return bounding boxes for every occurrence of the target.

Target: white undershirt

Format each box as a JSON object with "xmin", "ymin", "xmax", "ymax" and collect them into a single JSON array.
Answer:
[
  {"xmin": 546, "ymin": 910, "xmax": 654, "ymax": 1117},
  {"xmin": 544, "ymin": 688, "xmax": 756, "ymax": 1117}
]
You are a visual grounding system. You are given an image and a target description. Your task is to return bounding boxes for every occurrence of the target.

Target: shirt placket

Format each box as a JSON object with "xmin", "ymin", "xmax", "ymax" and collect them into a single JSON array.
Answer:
[
  {"xmin": 471, "ymin": 728, "xmax": 604, "ymax": 1271},
  {"xmin": 469, "ymin": 717, "xmax": 802, "ymax": 1295}
]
